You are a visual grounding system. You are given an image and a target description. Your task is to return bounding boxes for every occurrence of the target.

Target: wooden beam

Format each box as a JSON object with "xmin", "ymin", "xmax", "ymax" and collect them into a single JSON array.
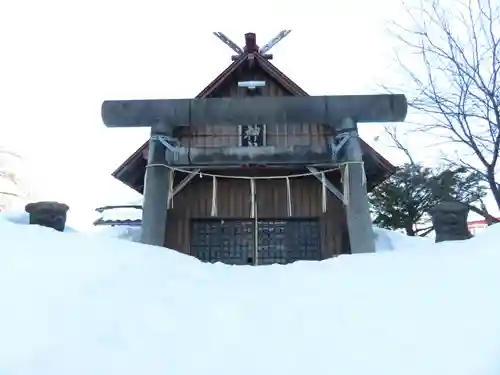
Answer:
[
  {"xmin": 171, "ymin": 169, "xmax": 200, "ymax": 199},
  {"xmin": 101, "ymin": 94, "xmax": 408, "ymax": 129},
  {"xmin": 166, "ymin": 147, "xmax": 337, "ymax": 166},
  {"xmin": 307, "ymin": 166, "xmax": 345, "ymax": 204}
]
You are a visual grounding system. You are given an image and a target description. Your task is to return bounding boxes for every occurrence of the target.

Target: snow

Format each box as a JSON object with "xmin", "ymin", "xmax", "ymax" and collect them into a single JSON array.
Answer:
[
  {"xmin": 374, "ymin": 226, "xmax": 432, "ymax": 251},
  {"xmin": 0, "ymin": 210, "xmax": 78, "ymax": 232},
  {"xmin": 96, "ymin": 224, "xmax": 142, "ymax": 242},
  {"xmin": 1, "ymin": 218, "xmax": 500, "ymax": 375}
]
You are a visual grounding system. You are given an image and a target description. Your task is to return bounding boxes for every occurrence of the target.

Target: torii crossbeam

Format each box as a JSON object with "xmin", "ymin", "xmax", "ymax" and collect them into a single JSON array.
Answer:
[
  {"xmin": 102, "ymin": 94, "xmax": 407, "ymax": 129},
  {"xmin": 101, "ymin": 94, "xmax": 408, "ymax": 254}
]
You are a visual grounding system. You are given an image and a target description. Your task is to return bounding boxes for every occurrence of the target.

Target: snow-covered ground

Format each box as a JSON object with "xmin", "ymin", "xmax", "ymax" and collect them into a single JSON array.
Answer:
[
  {"xmin": 0, "ymin": 210, "xmax": 79, "ymax": 232},
  {"xmin": 373, "ymin": 226, "xmax": 432, "ymax": 251},
  {"xmin": 96, "ymin": 224, "xmax": 142, "ymax": 242},
  {"xmin": 1, "ymin": 215, "xmax": 500, "ymax": 375}
]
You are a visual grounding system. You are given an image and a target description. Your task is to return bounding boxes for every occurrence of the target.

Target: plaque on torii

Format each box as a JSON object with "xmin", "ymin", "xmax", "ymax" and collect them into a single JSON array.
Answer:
[{"xmin": 102, "ymin": 93, "xmax": 407, "ymax": 254}]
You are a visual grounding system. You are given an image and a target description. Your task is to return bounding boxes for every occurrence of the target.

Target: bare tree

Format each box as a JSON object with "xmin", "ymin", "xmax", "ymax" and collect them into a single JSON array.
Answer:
[
  {"xmin": 378, "ymin": 125, "xmax": 500, "ymax": 224},
  {"xmin": 389, "ymin": 0, "xmax": 500, "ymax": 208},
  {"xmin": 382, "ymin": 124, "xmax": 418, "ymax": 166}
]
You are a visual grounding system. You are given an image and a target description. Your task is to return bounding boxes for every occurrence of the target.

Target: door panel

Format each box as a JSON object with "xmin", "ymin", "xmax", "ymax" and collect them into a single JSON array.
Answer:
[
  {"xmin": 258, "ymin": 219, "xmax": 321, "ymax": 265},
  {"xmin": 191, "ymin": 219, "xmax": 254, "ymax": 265},
  {"xmin": 258, "ymin": 220, "xmax": 288, "ymax": 264},
  {"xmin": 191, "ymin": 218, "xmax": 321, "ymax": 265}
]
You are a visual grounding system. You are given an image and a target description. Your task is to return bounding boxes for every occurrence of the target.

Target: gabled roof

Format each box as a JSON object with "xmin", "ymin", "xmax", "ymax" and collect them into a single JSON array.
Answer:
[{"xmin": 112, "ymin": 52, "xmax": 396, "ymax": 191}]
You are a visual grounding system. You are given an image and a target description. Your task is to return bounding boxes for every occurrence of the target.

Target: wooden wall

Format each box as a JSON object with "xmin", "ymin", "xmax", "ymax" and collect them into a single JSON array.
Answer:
[
  {"xmin": 164, "ymin": 170, "xmax": 349, "ymax": 259},
  {"xmin": 176, "ymin": 67, "xmax": 334, "ymax": 154}
]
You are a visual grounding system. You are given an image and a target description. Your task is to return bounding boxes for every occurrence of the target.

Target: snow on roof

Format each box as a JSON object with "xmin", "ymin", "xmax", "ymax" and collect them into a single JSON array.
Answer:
[
  {"xmin": 96, "ymin": 206, "xmax": 142, "ymax": 220},
  {"xmin": 0, "ymin": 218, "xmax": 499, "ymax": 375},
  {"xmin": 98, "ymin": 207, "xmax": 142, "ymax": 222},
  {"xmin": 93, "ymin": 206, "xmax": 143, "ymax": 226}
]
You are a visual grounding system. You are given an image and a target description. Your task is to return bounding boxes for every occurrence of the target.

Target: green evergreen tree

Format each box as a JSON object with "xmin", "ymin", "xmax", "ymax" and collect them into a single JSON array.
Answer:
[{"xmin": 369, "ymin": 163, "xmax": 489, "ymax": 236}]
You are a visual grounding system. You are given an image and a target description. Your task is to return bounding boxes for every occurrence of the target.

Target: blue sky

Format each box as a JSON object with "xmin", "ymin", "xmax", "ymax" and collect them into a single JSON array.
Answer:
[{"xmin": 2, "ymin": 0, "xmax": 497, "ymax": 228}]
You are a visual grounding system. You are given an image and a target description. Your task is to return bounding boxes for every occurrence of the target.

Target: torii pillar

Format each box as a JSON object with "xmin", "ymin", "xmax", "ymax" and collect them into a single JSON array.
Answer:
[
  {"xmin": 337, "ymin": 117, "xmax": 376, "ymax": 253},
  {"xmin": 101, "ymin": 94, "xmax": 407, "ymax": 252},
  {"xmin": 141, "ymin": 127, "xmax": 172, "ymax": 246}
]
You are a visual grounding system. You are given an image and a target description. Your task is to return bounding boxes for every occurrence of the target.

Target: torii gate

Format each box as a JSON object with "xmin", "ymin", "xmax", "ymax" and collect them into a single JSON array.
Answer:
[{"xmin": 102, "ymin": 94, "xmax": 407, "ymax": 254}]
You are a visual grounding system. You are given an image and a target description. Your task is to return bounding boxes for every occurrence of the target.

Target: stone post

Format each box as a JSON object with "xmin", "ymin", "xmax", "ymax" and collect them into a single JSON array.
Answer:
[
  {"xmin": 25, "ymin": 201, "xmax": 69, "ymax": 232},
  {"xmin": 338, "ymin": 117, "xmax": 376, "ymax": 254},
  {"xmin": 140, "ymin": 130, "xmax": 171, "ymax": 246},
  {"xmin": 429, "ymin": 200, "xmax": 472, "ymax": 243}
]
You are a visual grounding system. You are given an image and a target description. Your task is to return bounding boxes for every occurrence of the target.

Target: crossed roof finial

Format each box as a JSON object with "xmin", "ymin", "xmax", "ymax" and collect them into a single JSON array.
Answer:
[{"xmin": 213, "ymin": 30, "xmax": 292, "ymax": 60}]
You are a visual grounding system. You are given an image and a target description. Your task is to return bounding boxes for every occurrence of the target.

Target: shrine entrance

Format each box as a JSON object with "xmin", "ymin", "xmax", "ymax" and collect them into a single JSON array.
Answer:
[
  {"xmin": 101, "ymin": 32, "xmax": 408, "ymax": 254},
  {"xmin": 190, "ymin": 218, "xmax": 321, "ymax": 265}
]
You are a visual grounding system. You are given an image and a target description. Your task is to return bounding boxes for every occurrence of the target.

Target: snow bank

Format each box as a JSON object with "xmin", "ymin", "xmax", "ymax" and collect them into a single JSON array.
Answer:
[
  {"xmin": 374, "ymin": 226, "xmax": 432, "ymax": 252},
  {"xmin": 95, "ymin": 225, "xmax": 142, "ymax": 242},
  {"xmin": 1, "ymin": 219, "xmax": 500, "ymax": 375},
  {"xmin": 0, "ymin": 210, "xmax": 29, "ymax": 225},
  {"xmin": 92, "ymin": 206, "xmax": 142, "ymax": 242},
  {"xmin": 0, "ymin": 210, "xmax": 78, "ymax": 232}
]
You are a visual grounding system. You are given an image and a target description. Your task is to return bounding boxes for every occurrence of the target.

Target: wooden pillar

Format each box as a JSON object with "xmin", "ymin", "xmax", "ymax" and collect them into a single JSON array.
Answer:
[
  {"xmin": 339, "ymin": 117, "xmax": 376, "ymax": 254},
  {"xmin": 140, "ymin": 129, "xmax": 171, "ymax": 246}
]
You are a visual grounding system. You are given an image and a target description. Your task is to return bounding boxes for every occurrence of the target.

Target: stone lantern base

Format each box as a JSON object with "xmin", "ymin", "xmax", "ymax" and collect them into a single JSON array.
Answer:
[
  {"xmin": 429, "ymin": 200, "xmax": 472, "ymax": 243},
  {"xmin": 25, "ymin": 201, "xmax": 69, "ymax": 232}
]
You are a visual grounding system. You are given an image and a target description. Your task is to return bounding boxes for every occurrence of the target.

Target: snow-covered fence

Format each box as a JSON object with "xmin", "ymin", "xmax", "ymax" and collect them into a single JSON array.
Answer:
[{"xmin": 93, "ymin": 205, "xmax": 143, "ymax": 243}]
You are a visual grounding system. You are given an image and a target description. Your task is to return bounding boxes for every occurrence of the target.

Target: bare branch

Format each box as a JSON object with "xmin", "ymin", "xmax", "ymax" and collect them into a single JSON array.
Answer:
[
  {"xmin": 418, "ymin": 226, "xmax": 435, "ymax": 237},
  {"xmin": 383, "ymin": 125, "xmax": 417, "ymax": 165},
  {"xmin": 468, "ymin": 203, "xmax": 500, "ymax": 223},
  {"xmin": 0, "ymin": 191, "xmax": 22, "ymax": 198},
  {"xmin": 387, "ymin": 0, "xmax": 500, "ymax": 209}
]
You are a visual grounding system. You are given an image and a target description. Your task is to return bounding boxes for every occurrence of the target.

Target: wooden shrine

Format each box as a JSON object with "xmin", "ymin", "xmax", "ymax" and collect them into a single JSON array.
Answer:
[{"xmin": 102, "ymin": 31, "xmax": 407, "ymax": 265}]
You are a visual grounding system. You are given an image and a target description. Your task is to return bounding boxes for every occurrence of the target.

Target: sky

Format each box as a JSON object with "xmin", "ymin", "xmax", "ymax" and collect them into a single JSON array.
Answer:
[{"xmin": 1, "ymin": 0, "xmax": 498, "ymax": 228}]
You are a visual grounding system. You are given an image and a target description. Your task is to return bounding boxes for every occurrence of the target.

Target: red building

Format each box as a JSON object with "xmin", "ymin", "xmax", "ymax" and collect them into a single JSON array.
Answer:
[{"xmin": 468, "ymin": 218, "xmax": 500, "ymax": 235}]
